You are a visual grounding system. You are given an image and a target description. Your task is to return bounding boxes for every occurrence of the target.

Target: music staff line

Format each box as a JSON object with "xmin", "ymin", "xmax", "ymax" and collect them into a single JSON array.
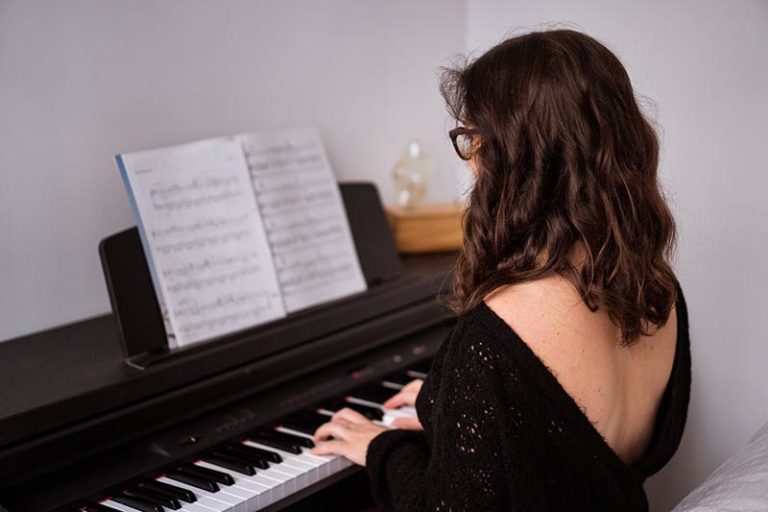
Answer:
[
  {"xmin": 165, "ymin": 265, "xmax": 263, "ymax": 293},
  {"xmin": 151, "ymin": 189, "xmax": 244, "ymax": 212},
  {"xmin": 252, "ymin": 178, "xmax": 331, "ymax": 195},
  {"xmin": 179, "ymin": 304, "xmax": 277, "ymax": 335},
  {"xmin": 269, "ymin": 230, "xmax": 347, "ymax": 253},
  {"xmin": 162, "ymin": 251, "xmax": 261, "ymax": 279},
  {"xmin": 151, "ymin": 213, "xmax": 251, "ymax": 240},
  {"xmin": 155, "ymin": 229, "xmax": 253, "ymax": 254},
  {"xmin": 281, "ymin": 264, "xmax": 358, "ymax": 292},
  {"xmin": 247, "ymin": 161, "xmax": 328, "ymax": 177},
  {"xmin": 149, "ymin": 175, "xmax": 241, "ymax": 200},
  {"xmin": 176, "ymin": 291, "xmax": 271, "ymax": 319}
]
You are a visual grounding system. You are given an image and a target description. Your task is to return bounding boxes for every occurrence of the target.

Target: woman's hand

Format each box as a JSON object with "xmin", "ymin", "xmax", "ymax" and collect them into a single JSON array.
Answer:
[
  {"xmin": 382, "ymin": 379, "xmax": 424, "ymax": 431},
  {"xmin": 311, "ymin": 408, "xmax": 388, "ymax": 466}
]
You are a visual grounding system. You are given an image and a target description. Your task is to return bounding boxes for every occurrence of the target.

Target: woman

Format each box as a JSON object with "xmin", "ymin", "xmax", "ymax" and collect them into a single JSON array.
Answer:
[{"xmin": 311, "ymin": 29, "xmax": 690, "ymax": 511}]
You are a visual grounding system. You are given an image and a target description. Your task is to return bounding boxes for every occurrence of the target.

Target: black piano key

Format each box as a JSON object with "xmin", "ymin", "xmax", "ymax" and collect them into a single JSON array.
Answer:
[
  {"xmin": 111, "ymin": 493, "xmax": 164, "ymax": 512},
  {"xmin": 347, "ymin": 384, "xmax": 399, "ymax": 405},
  {"xmin": 166, "ymin": 470, "xmax": 220, "ymax": 493},
  {"xmin": 228, "ymin": 442, "xmax": 282, "ymax": 463},
  {"xmin": 268, "ymin": 428, "xmax": 315, "ymax": 448},
  {"xmin": 249, "ymin": 430, "xmax": 303, "ymax": 454},
  {"xmin": 140, "ymin": 480, "xmax": 197, "ymax": 503},
  {"xmin": 203, "ymin": 452, "xmax": 256, "ymax": 475},
  {"xmin": 223, "ymin": 444, "xmax": 271, "ymax": 468},
  {"xmin": 81, "ymin": 504, "xmax": 121, "ymax": 512},
  {"xmin": 381, "ymin": 371, "xmax": 414, "ymax": 386},
  {"xmin": 125, "ymin": 487, "xmax": 181, "ymax": 510},
  {"xmin": 216, "ymin": 449, "xmax": 267, "ymax": 469},
  {"xmin": 317, "ymin": 398, "xmax": 384, "ymax": 420},
  {"xmin": 280, "ymin": 411, "xmax": 329, "ymax": 435},
  {"xmin": 407, "ymin": 360, "xmax": 431, "ymax": 378},
  {"xmin": 179, "ymin": 462, "xmax": 234, "ymax": 486}
]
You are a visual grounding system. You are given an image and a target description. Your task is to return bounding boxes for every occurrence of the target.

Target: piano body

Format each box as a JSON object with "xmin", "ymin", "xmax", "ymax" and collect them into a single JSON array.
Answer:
[{"xmin": 0, "ymin": 184, "xmax": 457, "ymax": 512}]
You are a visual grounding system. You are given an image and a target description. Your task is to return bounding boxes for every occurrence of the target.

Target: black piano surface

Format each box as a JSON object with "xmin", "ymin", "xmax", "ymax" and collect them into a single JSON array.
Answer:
[{"xmin": 0, "ymin": 253, "xmax": 456, "ymax": 512}]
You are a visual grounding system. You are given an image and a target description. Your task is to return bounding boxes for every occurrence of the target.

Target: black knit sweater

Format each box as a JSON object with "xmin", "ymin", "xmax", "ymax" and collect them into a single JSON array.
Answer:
[{"xmin": 366, "ymin": 287, "xmax": 690, "ymax": 511}]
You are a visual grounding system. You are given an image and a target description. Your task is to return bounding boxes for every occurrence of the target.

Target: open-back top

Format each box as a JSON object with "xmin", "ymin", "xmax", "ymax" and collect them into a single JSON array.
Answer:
[{"xmin": 366, "ymin": 284, "xmax": 691, "ymax": 511}]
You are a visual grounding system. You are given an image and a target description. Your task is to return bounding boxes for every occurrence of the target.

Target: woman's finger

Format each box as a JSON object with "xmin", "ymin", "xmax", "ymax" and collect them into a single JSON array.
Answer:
[
  {"xmin": 392, "ymin": 417, "xmax": 424, "ymax": 431},
  {"xmin": 313, "ymin": 420, "xmax": 349, "ymax": 442},
  {"xmin": 310, "ymin": 439, "xmax": 348, "ymax": 458},
  {"xmin": 403, "ymin": 379, "xmax": 424, "ymax": 393},
  {"xmin": 383, "ymin": 390, "xmax": 418, "ymax": 410},
  {"xmin": 331, "ymin": 407, "xmax": 370, "ymax": 425}
]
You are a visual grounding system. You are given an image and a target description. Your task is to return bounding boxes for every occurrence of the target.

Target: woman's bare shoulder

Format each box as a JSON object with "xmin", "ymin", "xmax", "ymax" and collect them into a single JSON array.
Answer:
[{"xmin": 484, "ymin": 276, "xmax": 678, "ymax": 461}]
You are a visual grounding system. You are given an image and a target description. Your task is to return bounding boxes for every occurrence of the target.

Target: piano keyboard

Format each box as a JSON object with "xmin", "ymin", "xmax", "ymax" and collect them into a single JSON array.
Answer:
[{"xmin": 75, "ymin": 363, "xmax": 429, "ymax": 512}]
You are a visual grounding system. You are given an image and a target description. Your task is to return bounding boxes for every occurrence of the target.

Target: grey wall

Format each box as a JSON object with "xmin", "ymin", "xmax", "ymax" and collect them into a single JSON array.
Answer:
[
  {"xmin": 0, "ymin": 0, "xmax": 466, "ymax": 341},
  {"xmin": 465, "ymin": 1, "xmax": 768, "ymax": 510}
]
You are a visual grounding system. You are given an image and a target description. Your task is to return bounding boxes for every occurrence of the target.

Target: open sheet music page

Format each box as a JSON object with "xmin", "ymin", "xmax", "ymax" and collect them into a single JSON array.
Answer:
[
  {"xmin": 117, "ymin": 138, "xmax": 285, "ymax": 347},
  {"xmin": 238, "ymin": 128, "xmax": 367, "ymax": 312}
]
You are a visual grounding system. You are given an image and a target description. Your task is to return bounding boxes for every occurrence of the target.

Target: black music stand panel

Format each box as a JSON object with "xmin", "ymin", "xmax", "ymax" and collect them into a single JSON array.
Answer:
[{"xmin": 99, "ymin": 182, "xmax": 404, "ymax": 365}]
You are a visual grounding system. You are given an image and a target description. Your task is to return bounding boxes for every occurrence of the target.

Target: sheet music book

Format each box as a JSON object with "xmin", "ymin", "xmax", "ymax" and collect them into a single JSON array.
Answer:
[{"xmin": 117, "ymin": 128, "xmax": 366, "ymax": 348}]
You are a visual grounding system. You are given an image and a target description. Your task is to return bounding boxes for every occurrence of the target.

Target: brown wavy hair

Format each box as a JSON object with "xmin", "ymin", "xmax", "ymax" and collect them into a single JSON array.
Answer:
[{"xmin": 441, "ymin": 29, "xmax": 677, "ymax": 345}]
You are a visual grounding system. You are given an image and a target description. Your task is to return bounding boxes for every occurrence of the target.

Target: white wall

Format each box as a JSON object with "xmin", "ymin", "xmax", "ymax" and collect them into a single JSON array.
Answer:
[
  {"xmin": 0, "ymin": 0, "xmax": 466, "ymax": 341},
  {"xmin": 3, "ymin": 1, "xmax": 767, "ymax": 508},
  {"xmin": 466, "ymin": 1, "xmax": 768, "ymax": 510}
]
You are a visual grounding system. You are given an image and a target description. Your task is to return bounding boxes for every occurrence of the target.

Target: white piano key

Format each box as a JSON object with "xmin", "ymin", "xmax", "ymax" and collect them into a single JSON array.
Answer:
[
  {"xmin": 244, "ymin": 441, "xmax": 318, "ymax": 489},
  {"xmin": 99, "ymin": 500, "xmax": 136, "ymax": 512},
  {"xmin": 156, "ymin": 476, "xmax": 233, "ymax": 512},
  {"xmin": 345, "ymin": 396, "xmax": 385, "ymax": 410},
  {"xmin": 273, "ymin": 426, "xmax": 345, "ymax": 472},
  {"xmin": 248, "ymin": 471, "xmax": 286, "ymax": 502},
  {"xmin": 194, "ymin": 460, "xmax": 267, "ymax": 510},
  {"xmin": 179, "ymin": 503, "xmax": 222, "ymax": 512},
  {"xmin": 299, "ymin": 447, "xmax": 335, "ymax": 479}
]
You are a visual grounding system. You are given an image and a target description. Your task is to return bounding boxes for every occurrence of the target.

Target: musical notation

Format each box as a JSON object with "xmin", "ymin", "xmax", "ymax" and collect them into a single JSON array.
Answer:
[
  {"xmin": 118, "ymin": 138, "xmax": 285, "ymax": 347},
  {"xmin": 238, "ymin": 128, "xmax": 366, "ymax": 313},
  {"xmin": 117, "ymin": 129, "xmax": 366, "ymax": 347}
]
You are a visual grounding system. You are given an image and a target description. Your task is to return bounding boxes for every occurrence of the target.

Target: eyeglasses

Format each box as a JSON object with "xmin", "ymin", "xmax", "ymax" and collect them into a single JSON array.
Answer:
[{"xmin": 449, "ymin": 127, "xmax": 479, "ymax": 161}]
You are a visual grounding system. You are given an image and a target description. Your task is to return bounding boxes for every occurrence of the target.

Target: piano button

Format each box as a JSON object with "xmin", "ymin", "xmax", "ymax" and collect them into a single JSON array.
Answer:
[
  {"xmin": 166, "ymin": 470, "xmax": 220, "ymax": 493},
  {"xmin": 223, "ymin": 445, "xmax": 270, "ymax": 469},
  {"xmin": 110, "ymin": 494, "xmax": 164, "ymax": 512},
  {"xmin": 203, "ymin": 453, "xmax": 256, "ymax": 476},
  {"xmin": 230, "ymin": 442, "xmax": 282, "ymax": 464},
  {"xmin": 262, "ymin": 428, "xmax": 315, "ymax": 448},
  {"xmin": 180, "ymin": 463, "xmax": 235, "ymax": 486},
  {"xmin": 156, "ymin": 476, "xmax": 232, "ymax": 512},
  {"xmin": 125, "ymin": 487, "xmax": 182, "ymax": 510},
  {"xmin": 280, "ymin": 411, "xmax": 328, "ymax": 435},
  {"xmin": 140, "ymin": 481, "xmax": 197, "ymax": 503},
  {"xmin": 248, "ymin": 430, "xmax": 303, "ymax": 454}
]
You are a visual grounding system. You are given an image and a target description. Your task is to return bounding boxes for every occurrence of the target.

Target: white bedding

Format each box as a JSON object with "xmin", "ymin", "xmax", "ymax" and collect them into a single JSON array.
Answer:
[{"xmin": 673, "ymin": 421, "xmax": 768, "ymax": 511}]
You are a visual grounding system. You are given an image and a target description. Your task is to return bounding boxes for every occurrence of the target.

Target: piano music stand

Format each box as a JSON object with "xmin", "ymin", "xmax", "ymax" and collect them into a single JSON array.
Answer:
[{"xmin": 100, "ymin": 182, "xmax": 409, "ymax": 369}]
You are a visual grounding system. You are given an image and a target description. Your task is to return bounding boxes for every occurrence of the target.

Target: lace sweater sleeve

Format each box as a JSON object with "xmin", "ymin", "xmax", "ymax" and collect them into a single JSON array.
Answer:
[{"xmin": 365, "ymin": 316, "xmax": 515, "ymax": 512}]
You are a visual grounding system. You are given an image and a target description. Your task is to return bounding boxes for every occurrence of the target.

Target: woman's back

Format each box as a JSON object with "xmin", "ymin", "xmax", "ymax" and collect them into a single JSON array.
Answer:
[
  {"xmin": 367, "ymin": 282, "xmax": 690, "ymax": 511},
  {"xmin": 485, "ymin": 275, "xmax": 679, "ymax": 465}
]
